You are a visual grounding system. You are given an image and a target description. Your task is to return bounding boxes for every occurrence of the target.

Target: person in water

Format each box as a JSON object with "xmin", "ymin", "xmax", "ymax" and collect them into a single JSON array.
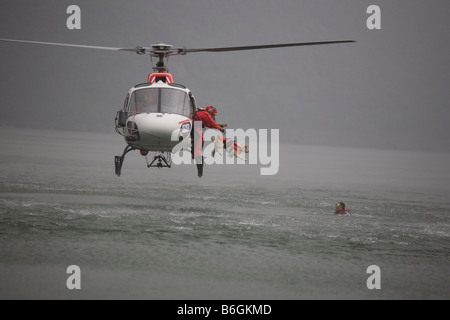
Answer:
[{"xmin": 335, "ymin": 202, "xmax": 351, "ymax": 215}]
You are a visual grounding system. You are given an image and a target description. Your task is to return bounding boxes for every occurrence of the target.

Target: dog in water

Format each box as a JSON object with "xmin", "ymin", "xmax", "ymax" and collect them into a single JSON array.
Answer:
[{"xmin": 211, "ymin": 135, "xmax": 249, "ymax": 161}]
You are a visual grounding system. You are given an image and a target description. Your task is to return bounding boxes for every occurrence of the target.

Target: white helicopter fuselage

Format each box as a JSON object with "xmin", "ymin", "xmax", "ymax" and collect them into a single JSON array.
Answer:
[
  {"xmin": 116, "ymin": 80, "xmax": 195, "ymax": 152},
  {"xmin": 129, "ymin": 112, "xmax": 190, "ymax": 151}
]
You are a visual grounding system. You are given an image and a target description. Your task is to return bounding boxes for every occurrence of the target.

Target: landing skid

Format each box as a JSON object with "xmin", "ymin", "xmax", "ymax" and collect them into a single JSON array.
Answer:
[{"xmin": 115, "ymin": 144, "xmax": 135, "ymax": 176}]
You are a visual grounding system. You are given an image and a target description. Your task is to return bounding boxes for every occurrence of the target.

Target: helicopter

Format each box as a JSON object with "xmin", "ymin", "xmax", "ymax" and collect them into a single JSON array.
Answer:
[{"xmin": 0, "ymin": 38, "xmax": 355, "ymax": 177}]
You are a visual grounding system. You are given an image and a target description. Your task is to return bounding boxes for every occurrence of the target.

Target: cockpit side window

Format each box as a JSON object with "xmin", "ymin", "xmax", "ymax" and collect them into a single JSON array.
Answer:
[
  {"xmin": 189, "ymin": 93, "xmax": 196, "ymax": 113},
  {"xmin": 123, "ymin": 93, "xmax": 130, "ymax": 110}
]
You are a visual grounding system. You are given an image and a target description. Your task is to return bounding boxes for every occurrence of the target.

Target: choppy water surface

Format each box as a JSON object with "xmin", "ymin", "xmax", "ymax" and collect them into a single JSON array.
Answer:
[{"xmin": 0, "ymin": 128, "xmax": 449, "ymax": 299}]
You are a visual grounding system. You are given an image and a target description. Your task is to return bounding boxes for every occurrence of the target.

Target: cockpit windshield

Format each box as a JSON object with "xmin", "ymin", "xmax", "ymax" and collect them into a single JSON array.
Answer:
[{"xmin": 128, "ymin": 88, "xmax": 192, "ymax": 117}]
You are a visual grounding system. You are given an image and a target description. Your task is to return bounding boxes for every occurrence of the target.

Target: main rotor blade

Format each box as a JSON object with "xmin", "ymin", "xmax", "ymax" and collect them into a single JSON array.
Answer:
[
  {"xmin": 0, "ymin": 38, "xmax": 356, "ymax": 57},
  {"xmin": 179, "ymin": 40, "xmax": 356, "ymax": 54},
  {"xmin": 0, "ymin": 38, "xmax": 136, "ymax": 52}
]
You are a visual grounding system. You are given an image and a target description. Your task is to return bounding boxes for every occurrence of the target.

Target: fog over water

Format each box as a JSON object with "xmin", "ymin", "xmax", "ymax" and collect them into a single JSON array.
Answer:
[{"xmin": 0, "ymin": 128, "xmax": 449, "ymax": 299}]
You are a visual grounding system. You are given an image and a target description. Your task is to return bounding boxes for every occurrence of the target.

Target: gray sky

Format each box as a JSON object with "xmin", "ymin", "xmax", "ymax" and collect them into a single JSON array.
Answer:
[{"xmin": 0, "ymin": 0, "xmax": 449, "ymax": 152}]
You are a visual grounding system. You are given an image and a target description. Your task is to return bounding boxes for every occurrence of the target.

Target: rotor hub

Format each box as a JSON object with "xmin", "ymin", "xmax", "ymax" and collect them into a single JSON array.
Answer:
[{"xmin": 151, "ymin": 43, "xmax": 173, "ymax": 51}]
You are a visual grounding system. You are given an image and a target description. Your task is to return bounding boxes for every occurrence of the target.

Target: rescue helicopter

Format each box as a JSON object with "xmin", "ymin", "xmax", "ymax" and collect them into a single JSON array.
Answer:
[{"xmin": 0, "ymin": 38, "xmax": 355, "ymax": 176}]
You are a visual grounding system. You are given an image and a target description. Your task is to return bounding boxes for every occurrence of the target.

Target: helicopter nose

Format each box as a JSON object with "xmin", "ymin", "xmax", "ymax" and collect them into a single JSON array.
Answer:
[
  {"xmin": 135, "ymin": 113, "xmax": 184, "ymax": 135},
  {"xmin": 130, "ymin": 113, "xmax": 190, "ymax": 150}
]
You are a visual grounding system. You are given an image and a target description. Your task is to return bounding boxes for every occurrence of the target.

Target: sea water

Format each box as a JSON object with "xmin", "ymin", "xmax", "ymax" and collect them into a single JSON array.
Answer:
[{"xmin": 0, "ymin": 127, "xmax": 449, "ymax": 299}]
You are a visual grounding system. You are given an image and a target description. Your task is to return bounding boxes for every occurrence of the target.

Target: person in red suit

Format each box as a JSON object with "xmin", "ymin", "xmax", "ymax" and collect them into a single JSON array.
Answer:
[{"xmin": 192, "ymin": 106, "xmax": 225, "ymax": 177}]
